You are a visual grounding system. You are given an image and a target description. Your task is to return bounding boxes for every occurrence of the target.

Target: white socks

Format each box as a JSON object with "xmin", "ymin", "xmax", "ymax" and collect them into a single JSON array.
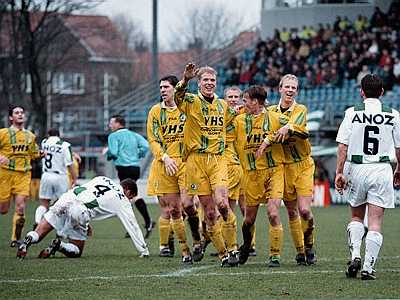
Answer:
[
  {"xmin": 35, "ymin": 205, "xmax": 48, "ymax": 224},
  {"xmin": 27, "ymin": 231, "xmax": 39, "ymax": 243},
  {"xmin": 347, "ymin": 221, "xmax": 364, "ymax": 260},
  {"xmin": 363, "ymin": 231, "xmax": 383, "ymax": 273},
  {"xmin": 60, "ymin": 241, "xmax": 80, "ymax": 256}
]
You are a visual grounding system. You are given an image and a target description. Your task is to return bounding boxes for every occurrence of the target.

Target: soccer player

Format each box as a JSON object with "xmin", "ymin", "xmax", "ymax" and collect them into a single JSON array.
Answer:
[
  {"xmin": 68, "ymin": 152, "xmax": 81, "ymax": 187},
  {"xmin": 104, "ymin": 115, "xmax": 155, "ymax": 238},
  {"xmin": 34, "ymin": 128, "xmax": 77, "ymax": 227},
  {"xmin": 0, "ymin": 105, "xmax": 42, "ymax": 247},
  {"xmin": 174, "ymin": 63, "xmax": 238, "ymax": 267},
  {"xmin": 224, "ymin": 86, "xmax": 245, "ymax": 258},
  {"xmin": 258, "ymin": 74, "xmax": 316, "ymax": 265},
  {"xmin": 17, "ymin": 176, "xmax": 149, "ymax": 259},
  {"xmin": 233, "ymin": 86, "xmax": 285, "ymax": 267},
  {"xmin": 335, "ymin": 74, "xmax": 400, "ymax": 280},
  {"xmin": 147, "ymin": 75, "xmax": 202, "ymax": 265}
]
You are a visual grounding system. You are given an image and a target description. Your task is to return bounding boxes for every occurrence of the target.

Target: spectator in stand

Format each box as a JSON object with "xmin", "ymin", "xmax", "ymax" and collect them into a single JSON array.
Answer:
[
  {"xmin": 393, "ymin": 57, "xmax": 400, "ymax": 84},
  {"xmin": 368, "ymin": 40, "xmax": 379, "ymax": 55},
  {"xmin": 379, "ymin": 49, "xmax": 393, "ymax": 68},
  {"xmin": 279, "ymin": 27, "xmax": 290, "ymax": 43},
  {"xmin": 303, "ymin": 70, "xmax": 316, "ymax": 90},
  {"xmin": 357, "ymin": 65, "xmax": 370, "ymax": 86},
  {"xmin": 298, "ymin": 40, "xmax": 310, "ymax": 58},
  {"xmin": 379, "ymin": 65, "xmax": 395, "ymax": 91},
  {"xmin": 225, "ymin": 57, "xmax": 241, "ymax": 86},
  {"xmin": 339, "ymin": 17, "xmax": 350, "ymax": 31},
  {"xmin": 370, "ymin": 6, "xmax": 387, "ymax": 28},
  {"xmin": 333, "ymin": 16, "xmax": 342, "ymax": 32},
  {"xmin": 354, "ymin": 15, "xmax": 368, "ymax": 32}
]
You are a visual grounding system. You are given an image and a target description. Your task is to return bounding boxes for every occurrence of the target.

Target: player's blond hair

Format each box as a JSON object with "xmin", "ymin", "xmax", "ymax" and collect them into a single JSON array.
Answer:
[
  {"xmin": 279, "ymin": 74, "xmax": 299, "ymax": 90},
  {"xmin": 197, "ymin": 66, "xmax": 217, "ymax": 80}
]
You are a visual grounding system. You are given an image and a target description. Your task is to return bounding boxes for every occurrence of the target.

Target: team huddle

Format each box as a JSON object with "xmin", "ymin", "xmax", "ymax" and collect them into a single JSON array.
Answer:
[
  {"xmin": 0, "ymin": 63, "xmax": 398, "ymax": 281},
  {"xmin": 146, "ymin": 64, "xmax": 317, "ymax": 268}
]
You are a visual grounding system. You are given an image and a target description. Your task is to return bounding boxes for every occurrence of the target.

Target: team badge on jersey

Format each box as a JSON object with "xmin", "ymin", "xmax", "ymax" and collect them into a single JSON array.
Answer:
[
  {"xmin": 179, "ymin": 112, "xmax": 186, "ymax": 122},
  {"xmin": 279, "ymin": 115, "xmax": 288, "ymax": 126}
]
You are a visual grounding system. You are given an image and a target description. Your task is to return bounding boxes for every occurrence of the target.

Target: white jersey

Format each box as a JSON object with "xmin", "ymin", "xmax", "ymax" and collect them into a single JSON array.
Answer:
[
  {"xmin": 336, "ymin": 98, "xmax": 400, "ymax": 164},
  {"xmin": 44, "ymin": 176, "xmax": 149, "ymax": 255},
  {"xmin": 41, "ymin": 136, "xmax": 73, "ymax": 175},
  {"xmin": 71, "ymin": 176, "xmax": 127, "ymax": 217}
]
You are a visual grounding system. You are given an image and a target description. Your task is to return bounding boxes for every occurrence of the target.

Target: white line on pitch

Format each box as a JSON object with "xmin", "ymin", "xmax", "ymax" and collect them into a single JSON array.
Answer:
[{"xmin": 1, "ymin": 268, "xmax": 400, "ymax": 284}]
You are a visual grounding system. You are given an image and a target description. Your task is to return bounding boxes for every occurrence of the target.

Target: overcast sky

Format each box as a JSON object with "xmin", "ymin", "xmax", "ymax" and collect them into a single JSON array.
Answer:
[{"xmin": 95, "ymin": 0, "xmax": 261, "ymax": 50}]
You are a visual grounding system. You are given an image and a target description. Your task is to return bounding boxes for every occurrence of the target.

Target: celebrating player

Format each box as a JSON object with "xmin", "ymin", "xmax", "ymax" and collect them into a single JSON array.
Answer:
[
  {"xmin": 0, "ymin": 105, "xmax": 42, "ymax": 247},
  {"xmin": 147, "ymin": 75, "xmax": 202, "ymax": 265},
  {"xmin": 257, "ymin": 74, "xmax": 315, "ymax": 265},
  {"xmin": 233, "ymin": 86, "xmax": 285, "ymax": 266},
  {"xmin": 174, "ymin": 63, "xmax": 238, "ymax": 267}
]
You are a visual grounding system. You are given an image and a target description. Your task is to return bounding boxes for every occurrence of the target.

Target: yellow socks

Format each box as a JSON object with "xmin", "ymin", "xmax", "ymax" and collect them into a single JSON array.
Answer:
[
  {"xmin": 11, "ymin": 212, "xmax": 25, "ymax": 241},
  {"xmin": 301, "ymin": 217, "xmax": 315, "ymax": 250},
  {"xmin": 171, "ymin": 218, "xmax": 190, "ymax": 256},
  {"xmin": 269, "ymin": 224, "xmax": 283, "ymax": 257},
  {"xmin": 289, "ymin": 217, "xmax": 305, "ymax": 254},
  {"xmin": 250, "ymin": 223, "xmax": 256, "ymax": 250},
  {"xmin": 221, "ymin": 211, "xmax": 237, "ymax": 252},
  {"xmin": 159, "ymin": 217, "xmax": 170, "ymax": 248},
  {"xmin": 207, "ymin": 221, "xmax": 227, "ymax": 259}
]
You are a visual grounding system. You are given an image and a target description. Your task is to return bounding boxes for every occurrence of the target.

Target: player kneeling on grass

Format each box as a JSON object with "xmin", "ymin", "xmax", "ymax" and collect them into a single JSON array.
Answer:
[{"xmin": 17, "ymin": 176, "xmax": 149, "ymax": 259}]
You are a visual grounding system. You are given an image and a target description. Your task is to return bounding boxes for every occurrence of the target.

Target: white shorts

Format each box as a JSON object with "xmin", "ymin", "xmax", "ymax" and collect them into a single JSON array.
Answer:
[
  {"xmin": 44, "ymin": 192, "xmax": 89, "ymax": 241},
  {"xmin": 344, "ymin": 162, "xmax": 394, "ymax": 209},
  {"xmin": 39, "ymin": 172, "xmax": 69, "ymax": 202}
]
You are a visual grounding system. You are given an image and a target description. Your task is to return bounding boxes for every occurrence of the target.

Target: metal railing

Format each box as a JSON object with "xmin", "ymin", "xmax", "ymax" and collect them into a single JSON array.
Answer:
[{"xmin": 110, "ymin": 26, "xmax": 261, "ymax": 111}]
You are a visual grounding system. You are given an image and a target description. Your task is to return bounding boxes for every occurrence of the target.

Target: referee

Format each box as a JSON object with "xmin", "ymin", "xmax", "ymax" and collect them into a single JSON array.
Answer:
[{"xmin": 104, "ymin": 115, "xmax": 155, "ymax": 238}]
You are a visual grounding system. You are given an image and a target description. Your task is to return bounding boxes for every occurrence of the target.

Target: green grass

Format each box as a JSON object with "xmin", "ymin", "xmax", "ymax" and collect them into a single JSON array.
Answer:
[{"xmin": 1, "ymin": 202, "xmax": 400, "ymax": 299}]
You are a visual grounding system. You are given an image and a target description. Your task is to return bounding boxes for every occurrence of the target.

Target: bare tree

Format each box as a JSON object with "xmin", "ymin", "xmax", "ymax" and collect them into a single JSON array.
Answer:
[
  {"xmin": 111, "ymin": 13, "xmax": 149, "ymax": 52},
  {"xmin": 0, "ymin": 0, "xmax": 102, "ymax": 137},
  {"xmin": 170, "ymin": 3, "xmax": 243, "ymax": 52}
]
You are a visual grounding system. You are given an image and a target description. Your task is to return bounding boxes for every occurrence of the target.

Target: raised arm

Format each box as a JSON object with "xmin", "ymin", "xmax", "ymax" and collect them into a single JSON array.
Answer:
[{"xmin": 174, "ymin": 63, "xmax": 198, "ymax": 113}]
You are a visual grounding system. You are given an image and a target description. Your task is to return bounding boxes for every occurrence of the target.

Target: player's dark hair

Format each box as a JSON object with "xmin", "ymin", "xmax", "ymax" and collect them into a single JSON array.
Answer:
[
  {"xmin": 120, "ymin": 178, "xmax": 138, "ymax": 197},
  {"xmin": 361, "ymin": 74, "xmax": 383, "ymax": 98},
  {"xmin": 48, "ymin": 128, "xmax": 60, "ymax": 137},
  {"xmin": 159, "ymin": 75, "xmax": 179, "ymax": 87},
  {"xmin": 8, "ymin": 105, "xmax": 24, "ymax": 117},
  {"xmin": 111, "ymin": 115, "xmax": 126, "ymax": 127},
  {"xmin": 244, "ymin": 85, "xmax": 267, "ymax": 106}
]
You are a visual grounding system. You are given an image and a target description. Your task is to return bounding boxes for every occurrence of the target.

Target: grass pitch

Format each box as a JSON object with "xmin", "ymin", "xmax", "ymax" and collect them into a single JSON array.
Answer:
[{"xmin": 1, "ymin": 202, "xmax": 400, "ymax": 299}]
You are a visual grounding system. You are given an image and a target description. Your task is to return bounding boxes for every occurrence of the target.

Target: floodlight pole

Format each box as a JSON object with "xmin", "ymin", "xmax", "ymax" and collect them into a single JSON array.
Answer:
[{"xmin": 152, "ymin": 0, "xmax": 158, "ymax": 86}]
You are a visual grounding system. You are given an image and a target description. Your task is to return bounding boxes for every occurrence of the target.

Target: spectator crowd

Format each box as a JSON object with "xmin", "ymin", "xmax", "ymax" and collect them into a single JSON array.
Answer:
[{"xmin": 223, "ymin": 5, "xmax": 400, "ymax": 93}]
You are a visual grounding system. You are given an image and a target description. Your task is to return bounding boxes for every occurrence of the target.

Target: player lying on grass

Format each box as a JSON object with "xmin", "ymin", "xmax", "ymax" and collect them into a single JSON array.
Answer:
[{"xmin": 17, "ymin": 176, "xmax": 149, "ymax": 259}]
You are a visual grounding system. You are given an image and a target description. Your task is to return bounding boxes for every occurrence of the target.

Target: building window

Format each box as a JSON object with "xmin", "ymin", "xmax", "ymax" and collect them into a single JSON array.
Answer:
[{"xmin": 52, "ymin": 72, "xmax": 85, "ymax": 95}]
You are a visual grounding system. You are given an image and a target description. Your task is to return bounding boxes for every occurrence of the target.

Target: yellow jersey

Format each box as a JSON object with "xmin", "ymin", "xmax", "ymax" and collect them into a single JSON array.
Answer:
[
  {"xmin": 0, "ymin": 127, "xmax": 40, "ymax": 172},
  {"xmin": 225, "ymin": 109, "xmax": 245, "ymax": 166},
  {"xmin": 233, "ymin": 111, "xmax": 285, "ymax": 171},
  {"xmin": 174, "ymin": 81, "xmax": 236, "ymax": 158},
  {"xmin": 268, "ymin": 102, "xmax": 311, "ymax": 163},
  {"xmin": 68, "ymin": 157, "xmax": 79, "ymax": 187},
  {"xmin": 147, "ymin": 102, "xmax": 185, "ymax": 160}
]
